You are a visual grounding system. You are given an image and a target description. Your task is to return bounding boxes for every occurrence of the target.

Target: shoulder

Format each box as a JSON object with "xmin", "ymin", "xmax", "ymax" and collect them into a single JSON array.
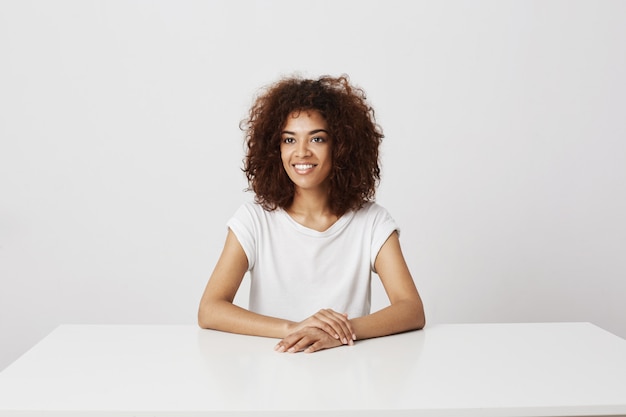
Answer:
[
  {"xmin": 229, "ymin": 200, "xmax": 282, "ymax": 232},
  {"xmin": 354, "ymin": 201, "xmax": 394, "ymax": 221},
  {"xmin": 232, "ymin": 200, "xmax": 273, "ymax": 220},
  {"xmin": 353, "ymin": 201, "xmax": 400, "ymax": 237}
]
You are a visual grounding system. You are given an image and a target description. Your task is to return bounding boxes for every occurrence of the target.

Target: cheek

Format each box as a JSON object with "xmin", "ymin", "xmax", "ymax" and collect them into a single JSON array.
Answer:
[
  {"xmin": 280, "ymin": 150, "xmax": 292, "ymax": 173},
  {"xmin": 324, "ymin": 149, "xmax": 333, "ymax": 165}
]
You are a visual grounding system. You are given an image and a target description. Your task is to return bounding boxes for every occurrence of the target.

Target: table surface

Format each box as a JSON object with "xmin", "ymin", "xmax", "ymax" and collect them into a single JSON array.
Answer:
[{"xmin": 0, "ymin": 322, "xmax": 625, "ymax": 417}]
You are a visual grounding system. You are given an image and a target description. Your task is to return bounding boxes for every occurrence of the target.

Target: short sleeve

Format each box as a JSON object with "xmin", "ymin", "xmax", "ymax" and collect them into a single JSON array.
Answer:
[
  {"xmin": 369, "ymin": 204, "xmax": 399, "ymax": 272},
  {"xmin": 226, "ymin": 203, "xmax": 257, "ymax": 271}
]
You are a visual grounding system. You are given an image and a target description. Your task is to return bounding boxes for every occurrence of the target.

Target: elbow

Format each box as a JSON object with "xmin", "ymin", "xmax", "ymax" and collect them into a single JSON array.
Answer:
[
  {"xmin": 412, "ymin": 299, "xmax": 426, "ymax": 330},
  {"xmin": 197, "ymin": 309, "xmax": 210, "ymax": 329},
  {"xmin": 391, "ymin": 297, "xmax": 426, "ymax": 332},
  {"xmin": 197, "ymin": 301, "xmax": 217, "ymax": 330},
  {"xmin": 198, "ymin": 297, "xmax": 236, "ymax": 331},
  {"xmin": 415, "ymin": 313, "xmax": 426, "ymax": 330}
]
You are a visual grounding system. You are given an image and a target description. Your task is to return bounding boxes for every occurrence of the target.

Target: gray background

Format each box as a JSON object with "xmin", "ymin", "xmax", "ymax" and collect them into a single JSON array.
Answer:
[{"xmin": 1, "ymin": 0, "xmax": 625, "ymax": 371}]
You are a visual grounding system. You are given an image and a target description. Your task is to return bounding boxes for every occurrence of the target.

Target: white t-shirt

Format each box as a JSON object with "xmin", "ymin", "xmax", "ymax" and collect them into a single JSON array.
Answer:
[{"xmin": 227, "ymin": 201, "xmax": 398, "ymax": 322}]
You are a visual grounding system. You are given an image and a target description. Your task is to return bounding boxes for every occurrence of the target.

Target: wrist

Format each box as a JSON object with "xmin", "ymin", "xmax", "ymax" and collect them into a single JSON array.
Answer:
[{"xmin": 283, "ymin": 320, "xmax": 297, "ymax": 337}]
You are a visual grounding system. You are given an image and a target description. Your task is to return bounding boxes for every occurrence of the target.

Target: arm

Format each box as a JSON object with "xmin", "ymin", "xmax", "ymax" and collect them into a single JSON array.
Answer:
[
  {"xmin": 351, "ymin": 231, "xmax": 425, "ymax": 339},
  {"xmin": 198, "ymin": 229, "xmax": 289, "ymax": 338},
  {"xmin": 198, "ymin": 229, "xmax": 354, "ymax": 342},
  {"xmin": 276, "ymin": 231, "xmax": 424, "ymax": 352}
]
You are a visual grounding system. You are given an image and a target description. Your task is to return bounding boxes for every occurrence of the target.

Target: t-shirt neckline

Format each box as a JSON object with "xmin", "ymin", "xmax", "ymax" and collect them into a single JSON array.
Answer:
[{"xmin": 278, "ymin": 209, "xmax": 355, "ymax": 237}]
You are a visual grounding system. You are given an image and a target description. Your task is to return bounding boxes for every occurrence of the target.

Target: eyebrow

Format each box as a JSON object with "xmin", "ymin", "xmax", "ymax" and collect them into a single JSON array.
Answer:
[{"xmin": 281, "ymin": 129, "xmax": 329, "ymax": 135}]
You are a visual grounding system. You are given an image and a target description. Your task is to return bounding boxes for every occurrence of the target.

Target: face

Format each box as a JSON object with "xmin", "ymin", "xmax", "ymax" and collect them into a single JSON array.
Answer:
[{"xmin": 280, "ymin": 110, "xmax": 332, "ymax": 193}]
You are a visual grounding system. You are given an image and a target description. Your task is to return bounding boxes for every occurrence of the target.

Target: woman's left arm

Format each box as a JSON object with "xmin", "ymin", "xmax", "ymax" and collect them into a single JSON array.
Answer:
[
  {"xmin": 276, "ymin": 231, "xmax": 424, "ymax": 353},
  {"xmin": 350, "ymin": 231, "xmax": 425, "ymax": 340}
]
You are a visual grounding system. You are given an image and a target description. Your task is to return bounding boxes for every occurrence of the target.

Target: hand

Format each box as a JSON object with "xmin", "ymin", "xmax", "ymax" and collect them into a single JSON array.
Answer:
[
  {"xmin": 288, "ymin": 309, "xmax": 356, "ymax": 346},
  {"xmin": 275, "ymin": 327, "xmax": 344, "ymax": 353}
]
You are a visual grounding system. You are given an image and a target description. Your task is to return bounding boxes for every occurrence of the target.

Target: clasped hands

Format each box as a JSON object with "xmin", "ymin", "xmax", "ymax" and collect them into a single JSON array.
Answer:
[{"xmin": 274, "ymin": 309, "xmax": 356, "ymax": 354}]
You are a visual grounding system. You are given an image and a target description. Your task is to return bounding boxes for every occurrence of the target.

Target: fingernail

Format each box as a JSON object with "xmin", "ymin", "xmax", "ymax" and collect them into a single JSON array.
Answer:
[
  {"xmin": 353, "ymin": 333, "xmax": 357, "ymax": 340},
  {"xmin": 287, "ymin": 347, "xmax": 295, "ymax": 353},
  {"xmin": 334, "ymin": 334, "xmax": 339, "ymax": 339},
  {"xmin": 342, "ymin": 338, "xmax": 347, "ymax": 344}
]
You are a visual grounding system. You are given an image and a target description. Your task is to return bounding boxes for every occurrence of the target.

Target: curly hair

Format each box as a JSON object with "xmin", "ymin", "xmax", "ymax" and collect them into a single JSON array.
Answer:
[{"xmin": 241, "ymin": 75, "xmax": 384, "ymax": 216}]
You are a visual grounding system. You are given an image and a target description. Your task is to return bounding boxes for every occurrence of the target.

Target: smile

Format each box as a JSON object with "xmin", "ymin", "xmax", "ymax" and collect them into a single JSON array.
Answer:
[{"xmin": 293, "ymin": 164, "xmax": 316, "ymax": 170}]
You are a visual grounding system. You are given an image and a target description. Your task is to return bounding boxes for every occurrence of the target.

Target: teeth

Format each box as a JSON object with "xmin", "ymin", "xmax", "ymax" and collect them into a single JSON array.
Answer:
[{"xmin": 294, "ymin": 164, "xmax": 314, "ymax": 170}]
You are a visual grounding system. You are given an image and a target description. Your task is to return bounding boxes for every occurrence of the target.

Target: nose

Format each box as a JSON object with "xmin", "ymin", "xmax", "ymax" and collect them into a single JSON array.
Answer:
[{"xmin": 296, "ymin": 140, "xmax": 311, "ymax": 157}]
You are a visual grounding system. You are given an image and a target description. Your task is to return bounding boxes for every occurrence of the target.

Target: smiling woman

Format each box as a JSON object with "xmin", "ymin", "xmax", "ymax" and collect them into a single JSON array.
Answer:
[
  {"xmin": 242, "ymin": 76, "xmax": 383, "ymax": 216},
  {"xmin": 280, "ymin": 110, "xmax": 333, "ymax": 202},
  {"xmin": 198, "ymin": 75, "xmax": 425, "ymax": 353}
]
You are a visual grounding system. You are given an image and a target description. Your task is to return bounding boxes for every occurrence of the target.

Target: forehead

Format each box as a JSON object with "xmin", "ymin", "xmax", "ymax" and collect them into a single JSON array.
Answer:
[{"xmin": 282, "ymin": 109, "xmax": 328, "ymax": 131}]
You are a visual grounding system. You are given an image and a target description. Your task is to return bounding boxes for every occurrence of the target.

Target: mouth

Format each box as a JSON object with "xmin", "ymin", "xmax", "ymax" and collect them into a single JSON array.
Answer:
[{"xmin": 292, "ymin": 163, "xmax": 317, "ymax": 174}]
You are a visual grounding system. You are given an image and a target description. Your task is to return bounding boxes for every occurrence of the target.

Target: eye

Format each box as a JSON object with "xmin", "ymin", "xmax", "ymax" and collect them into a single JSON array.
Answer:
[
  {"xmin": 311, "ymin": 136, "xmax": 325, "ymax": 143},
  {"xmin": 283, "ymin": 137, "xmax": 295, "ymax": 144}
]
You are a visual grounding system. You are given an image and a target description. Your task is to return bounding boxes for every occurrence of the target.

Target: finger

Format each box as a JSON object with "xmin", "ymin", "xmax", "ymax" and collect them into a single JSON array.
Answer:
[
  {"xmin": 304, "ymin": 332, "xmax": 345, "ymax": 353},
  {"xmin": 316, "ymin": 309, "xmax": 354, "ymax": 345},
  {"xmin": 275, "ymin": 333, "xmax": 302, "ymax": 352},
  {"xmin": 314, "ymin": 321, "xmax": 343, "ymax": 341},
  {"xmin": 304, "ymin": 340, "xmax": 324, "ymax": 353},
  {"xmin": 275, "ymin": 330, "xmax": 314, "ymax": 353},
  {"xmin": 313, "ymin": 309, "xmax": 347, "ymax": 338},
  {"xmin": 306, "ymin": 315, "xmax": 339, "ymax": 340},
  {"xmin": 334, "ymin": 311, "xmax": 356, "ymax": 343},
  {"xmin": 274, "ymin": 334, "xmax": 297, "ymax": 353},
  {"xmin": 343, "ymin": 313, "xmax": 357, "ymax": 342},
  {"xmin": 286, "ymin": 335, "xmax": 314, "ymax": 353}
]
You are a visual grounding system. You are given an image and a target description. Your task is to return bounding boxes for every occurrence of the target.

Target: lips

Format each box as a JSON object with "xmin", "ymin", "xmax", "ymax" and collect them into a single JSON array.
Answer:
[
  {"xmin": 291, "ymin": 164, "xmax": 317, "ymax": 175},
  {"xmin": 294, "ymin": 164, "xmax": 315, "ymax": 169}
]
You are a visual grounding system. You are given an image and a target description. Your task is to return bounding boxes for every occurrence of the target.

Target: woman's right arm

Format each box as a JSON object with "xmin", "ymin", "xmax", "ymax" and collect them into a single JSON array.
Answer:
[
  {"xmin": 198, "ymin": 229, "xmax": 354, "ymax": 344},
  {"xmin": 198, "ymin": 229, "xmax": 291, "ymax": 338}
]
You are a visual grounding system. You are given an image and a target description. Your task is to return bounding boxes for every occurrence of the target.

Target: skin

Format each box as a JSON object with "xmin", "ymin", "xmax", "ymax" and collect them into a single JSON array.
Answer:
[{"xmin": 198, "ymin": 110, "xmax": 425, "ymax": 353}]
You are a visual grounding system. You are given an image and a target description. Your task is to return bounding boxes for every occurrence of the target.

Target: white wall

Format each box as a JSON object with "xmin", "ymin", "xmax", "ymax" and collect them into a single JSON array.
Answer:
[{"xmin": 1, "ymin": 0, "xmax": 625, "ymax": 371}]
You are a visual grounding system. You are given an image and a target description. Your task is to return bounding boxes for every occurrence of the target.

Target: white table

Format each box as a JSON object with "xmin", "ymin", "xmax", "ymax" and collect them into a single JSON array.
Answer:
[{"xmin": 0, "ymin": 323, "xmax": 625, "ymax": 416}]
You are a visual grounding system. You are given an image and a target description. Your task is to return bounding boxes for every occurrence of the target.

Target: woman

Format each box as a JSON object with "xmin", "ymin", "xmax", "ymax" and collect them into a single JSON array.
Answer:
[{"xmin": 198, "ymin": 75, "xmax": 425, "ymax": 353}]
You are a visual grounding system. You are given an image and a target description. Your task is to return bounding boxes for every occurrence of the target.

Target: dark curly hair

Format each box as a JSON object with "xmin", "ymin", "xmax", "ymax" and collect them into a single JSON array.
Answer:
[{"xmin": 241, "ymin": 75, "xmax": 384, "ymax": 216}]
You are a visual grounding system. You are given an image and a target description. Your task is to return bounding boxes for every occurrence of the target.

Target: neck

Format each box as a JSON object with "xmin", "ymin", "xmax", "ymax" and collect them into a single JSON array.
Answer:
[
  {"xmin": 289, "ymin": 187, "xmax": 332, "ymax": 216},
  {"xmin": 286, "ymin": 188, "xmax": 339, "ymax": 232}
]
